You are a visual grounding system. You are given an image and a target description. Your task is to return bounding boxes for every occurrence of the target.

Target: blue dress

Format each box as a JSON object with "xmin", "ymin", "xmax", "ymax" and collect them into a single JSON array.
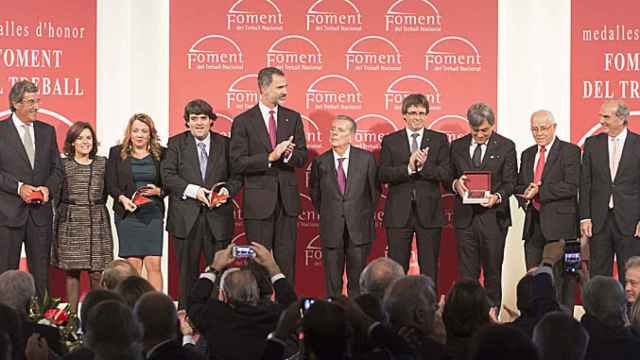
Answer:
[{"xmin": 115, "ymin": 155, "xmax": 163, "ymax": 257}]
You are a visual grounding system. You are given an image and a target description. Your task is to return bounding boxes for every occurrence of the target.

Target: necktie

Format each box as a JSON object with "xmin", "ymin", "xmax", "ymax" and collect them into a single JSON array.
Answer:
[
  {"xmin": 198, "ymin": 142, "xmax": 208, "ymax": 181},
  {"xmin": 609, "ymin": 138, "xmax": 621, "ymax": 208},
  {"xmin": 337, "ymin": 157, "xmax": 346, "ymax": 194},
  {"xmin": 22, "ymin": 125, "xmax": 35, "ymax": 168},
  {"xmin": 410, "ymin": 133, "xmax": 419, "ymax": 153},
  {"xmin": 268, "ymin": 110, "xmax": 277, "ymax": 148},
  {"xmin": 533, "ymin": 145, "xmax": 546, "ymax": 210},
  {"xmin": 472, "ymin": 143, "xmax": 482, "ymax": 168}
]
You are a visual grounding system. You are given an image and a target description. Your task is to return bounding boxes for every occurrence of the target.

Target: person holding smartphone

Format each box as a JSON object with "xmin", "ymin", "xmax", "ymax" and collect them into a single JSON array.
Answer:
[{"xmin": 106, "ymin": 113, "xmax": 166, "ymax": 290}]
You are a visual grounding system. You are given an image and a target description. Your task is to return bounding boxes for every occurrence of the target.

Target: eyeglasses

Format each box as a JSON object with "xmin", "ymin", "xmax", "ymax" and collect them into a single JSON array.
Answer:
[
  {"xmin": 20, "ymin": 98, "xmax": 40, "ymax": 107},
  {"xmin": 531, "ymin": 125, "xmax": 554, "ymax": 133},
  {"xmin": 406, "ymin": 111, "xmax": 427, "ymax": 117}
]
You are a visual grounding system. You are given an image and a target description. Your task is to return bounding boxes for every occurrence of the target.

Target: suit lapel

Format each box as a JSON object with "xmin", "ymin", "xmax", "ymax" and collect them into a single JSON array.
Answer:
[
  {"xmin": 184, "ymin": 133, "xmax": 202, "ymax": 183},
  {"xmin": 459, "ymin": 135, "xmax": 473, "ymax": 169},
  {"xmin": 480, "ymin": 136, "xmax": 498, "ymax": 169},
  {"xmin": 204, "ymin": 132, "xmax": 221, "ymax": 185},
  {"xmin": 276, "ymin": 108, "xmax": 291, "ymax": 144},
  {"xmin": 249, "ymin": 105, "xmax": 273, "ymax": 151},
  {"xmin": 344, "ymin": 147, "xmax": 359, "ymax": 197},
  {"xmin": 327, "ymin": 152, "xmax": 341, "ymax": 197},
  {"xmin": 541, "ymin": 141, "xmax": 560, "ymax": 180},
  {"xmin": 614, "ymin": 132, "xmax": 636, "ymax": 181},
  {"xmin": 7, "ymin": 118, "xmax": 32, "ymax": 167}
]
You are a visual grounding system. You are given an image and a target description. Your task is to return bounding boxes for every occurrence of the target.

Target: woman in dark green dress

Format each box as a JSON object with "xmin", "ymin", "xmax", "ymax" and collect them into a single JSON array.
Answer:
[{"xmin": 106, "ymin": 113, "xmax": 166, "ymax": 290}]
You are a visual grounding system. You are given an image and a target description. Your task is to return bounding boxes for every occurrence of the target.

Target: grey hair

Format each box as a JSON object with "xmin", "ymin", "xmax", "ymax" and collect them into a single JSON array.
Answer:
[
  {"xmin": 334, "ymin": 114, "xmax": 357, "ymax": 133},
  {"xmin": 257, "ymin": 67, "xmax": 285, "ymax": 90},
  {"xmin": 9, "ymin": 80, "xmax": 38, "ymax": 112},
  {"xmin": 383, "ymin": 275, "xmax": 437, "ymax": 330},
  {"xmin": 359, "ymin": 257, "xmax": 405, "ymax": 301},
  {"xmin": 615, "ymin": 101, "xmax": 630, "ymax": 124},
  {"xmin": 222, "ymin": 269, "xmax": 259, "ymax": 306},
  {"xmin": 531, "ymin": 109, "xmax": 556, "ymax": 124},
  {"xmin": 582, "ymin": 276, "xmax": 628, "ymax": 327},
  {"xmin": 0, "ymin": 270, "xmax": 35, "ymax": 315},
  {"xmin": 626, "ymin": 256, "xmax": 640, "ymax": 272},
  {"xmin": 467, "ymin": 102, "xmax": 495, "ymax": 127}
]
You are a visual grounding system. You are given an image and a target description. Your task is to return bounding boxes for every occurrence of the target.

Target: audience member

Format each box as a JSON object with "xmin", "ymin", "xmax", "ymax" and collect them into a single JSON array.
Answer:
[
  {"xmin": 0, "ymin": 304, "xmax": 22, "ymax": 360},
  {"xmin": 245, "ymin": 259, "xmax": 275, "ymax": 304},
  {"xmin": 532, "ymin": 311, "xmax": 589, "ymax": 360},
  {"xmin": 0, "ymin": 331, "xmax": 10, "ymax": 360},
  {"xmin": 581, "ymin": 276, "xmax": 640, "ymax": 360},
  {"xmin": 383, "ymin": 275, "xmax": 445, "ymax": 360},
  {"xmin": 359, "ymin": 257, "xmax": 405, "ymax": 302},
  {"xmin": 115, "ymin": 276, "xmax": 154, "ymax": 309},
  {"xmin": 625, "ymin": 256, "xmax": 640, "ymax": 307},
  {"xmin": 133, "ymin": 292, "xmax": 205, "ymax": 360},
  {"xmin": 84, "ymin": 300, "xmax": 142, "ymax": 360},
  {"xmin": 0, "ymin": 271, "xmax": 65, "ymax": 357},
  {"xmin": 469, "ymin": 324, "xmax": 539, "ymax": 360},
  {"xmin": 441, "ymin": 279, "xmax": 491, "ymax": 360},
  {"xmin": 629, "ymin": 299, "xmax": 640, "ymax": 336},
  {"xmin": 187, "ymin": 242, "xmax": 296, "ymax": 360},
  {"xmin": 302, "ymin": 300, "xmax": 349, "ymax": 360},
  {"xmin": 99, "ymin": 259, "xmax": 138, "ymax": 290}
]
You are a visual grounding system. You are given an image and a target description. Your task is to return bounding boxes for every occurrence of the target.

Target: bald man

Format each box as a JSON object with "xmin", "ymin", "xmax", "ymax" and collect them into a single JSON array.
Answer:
[
  {"xmin": 516, "ymin": 110, "xmax": 580, "ymax": 306},
  {"xmin": 580, "ymin": 100, "xmax": 640, "ymax": 283}
]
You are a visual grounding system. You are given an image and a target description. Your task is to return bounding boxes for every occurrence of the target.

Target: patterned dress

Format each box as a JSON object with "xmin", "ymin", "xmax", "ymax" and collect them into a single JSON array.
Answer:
[{"xmin": 51, "ymin": 157, "xmax": 113, "ymax": 271}]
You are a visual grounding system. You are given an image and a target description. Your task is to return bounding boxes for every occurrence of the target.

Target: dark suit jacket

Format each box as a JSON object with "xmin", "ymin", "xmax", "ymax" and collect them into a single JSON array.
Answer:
[
  {"xmin": 187, "ymin": 276, "xmax": 297, "ymax": 360},
  {"xmin": 105, "ymin": 145, "xmax": 166, "ymax": 220},
  {"xmin": 378, "ymin": 128, "xmax": 450, "ymax": 228},
  {"xmin": 147, "ymin": 340, "xmax": 207, "ymax": 360},
  {"xmin": 161, "ymin": 131, "xmax": 241, "ymax": 240},
  {"xmin": 0, "ymin": 116, "xmax": 62, "ymax": 227},
  {"xmin": 515, "ymin": 139, "xmax": 580, "ymax": 241},
  {"xmin": 229, "ymin": 104, "xmax": 307, "ymax": 219},
  {"xmin": 580, "ymin": 131, "xmax": 640, "ymax": 235},
  {"xmin": 309, "ymin": 146, "xmax": 380, "ymax": 247},
  {"xmin": 449, "ymin": 133, "xmax": 517, "ymax": 229}
]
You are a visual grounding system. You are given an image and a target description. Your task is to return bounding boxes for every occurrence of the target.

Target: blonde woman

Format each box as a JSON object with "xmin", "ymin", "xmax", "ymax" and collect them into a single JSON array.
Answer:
[{"xmin": 106, "ymin": 113, "xmax": 166, "ymax": 290}]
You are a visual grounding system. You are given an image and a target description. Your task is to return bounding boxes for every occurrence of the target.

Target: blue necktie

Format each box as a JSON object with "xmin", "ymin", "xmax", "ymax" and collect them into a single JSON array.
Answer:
[{"xmin": 198, "ymin": 142, "xmax": 208, "ymax": 181}]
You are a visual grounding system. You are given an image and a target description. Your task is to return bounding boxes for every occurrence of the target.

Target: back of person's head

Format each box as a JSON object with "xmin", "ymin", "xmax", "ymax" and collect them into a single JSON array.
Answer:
[
  {"xmin": 245, "ymin": 259, "xmax": 274, "ymax": 302},
  {"xmin": 101, "ymin": 259, "xmax": 138, "ymax": 290},
  {"xmin": 0, "ymin": 304, "xmax": 21, "ymax": 360},
  {"xmin": 582, "ymin": 275, "xmax": 627, "ymax": 327},
  {"xmin": 133, "ymin": 292, "xmax": 177, "ymax": 346},
  {"xmin": 383, "ymin": 275, "xmax": 437, "ymax": 335},
  {"xmin": 533, "ymin": 311, "xmax": 589, "ymax": 360},
  {"xmin": 80, "ymin": 289, "xmax": 125, "ymax": 333},
  {"xmin": 443, "ymin": 278, "xmax": 491, "ymax": 338},
  {"xmin": 303, "ymin": 300, "xmax": 348, "ymax": 359},
  {"xmin": 85, "ymin": 300, "xmax": 142, "ymax": 360},
  {"xmin": 470, "ymin": 324, "xmax": 539, "ymax": 360},
  {"xmin": 0, "ymin": 331, "xmax": 11, "ymax": 360},
  {"xmin": 116, "ymin": 276, "xmax": 155, "ymax": 309},
  {"xmin": 0, "ymin": 270, "xmax": 35, "ymax": 315},
  {"xmin": 354, "ymin": 293, "xmax": 385, "ymax": 323},
  {"xmin": 221, "ymin": 269, "xmax": 259, "ymax": 306},
  {"xmin": 516, "ymin": 274, "xmax": 534, "ymax": 314},
  {"xmin": 359, "ymin": 257, "xmax": 405, "ymax": 301}
]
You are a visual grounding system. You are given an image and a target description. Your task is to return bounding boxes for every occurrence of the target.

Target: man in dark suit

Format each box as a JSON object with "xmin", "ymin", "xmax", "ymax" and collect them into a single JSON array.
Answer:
[
  {"xmin": 515, "ymin": 110, "xmax": 580, "ymax": 306},
  {"xmin": 309, "ymin": 115, "xmax": 380, "ymax": 297},
  {"xmin": 188, "ymin": 242, "xmax": 297, "ymax": 360},
  {"xmin": 0, "ymin": 80, "xmax": 62, "ymax": 297},
  {"xmin": 161, "ymin": 99, "xmax": 242, "ymax": 308},
  {"xmin": 451, "ymin": 103, "xmax": 517, "ymax": 307},
  {"xmin": 378, "ymin": 94, "xmax": 450, "ymax": 285},
  {"xmin": 230, "ymin": 67, "xmax": 307, "ymax": 284},
  {"xmin": 580, "ymin": 100, "xmax": 640, "ymax": 283}
]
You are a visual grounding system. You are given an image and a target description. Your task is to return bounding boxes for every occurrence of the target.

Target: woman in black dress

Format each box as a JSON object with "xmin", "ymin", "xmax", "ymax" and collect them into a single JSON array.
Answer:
[
  {"xmin": 52, "ymin": 122, "xmax": 113, "ymax": 313},
  {"xmin": 106, "ymin": 113, "xmax": 166, "ymax": 290}
]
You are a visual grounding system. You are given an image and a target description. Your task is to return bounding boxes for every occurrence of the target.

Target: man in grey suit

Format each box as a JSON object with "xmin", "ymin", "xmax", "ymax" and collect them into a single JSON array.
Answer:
[
  {"xmin": 0, "ymin": 80, "xmax": 62, "ymax": 297},
  {"xmin": 310, "ymin": 115, "xmax": 380, "ymax": 297}
]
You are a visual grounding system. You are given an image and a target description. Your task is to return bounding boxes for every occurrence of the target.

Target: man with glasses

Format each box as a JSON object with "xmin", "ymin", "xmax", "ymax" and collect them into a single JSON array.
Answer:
[
  {"xmin": 379, "ymin": 94, "xmax": 450, "ymax": 286},
  {"xmin": 0, "ymin": 80, "xmax": 62, "ymax": 297},
  {"xmin": 515, "ymin": 110, "xmax": 580, "ymax": 307},
  {"xmin": 451, "ymin": 103, "xmax": 517, "ymax": 308}
]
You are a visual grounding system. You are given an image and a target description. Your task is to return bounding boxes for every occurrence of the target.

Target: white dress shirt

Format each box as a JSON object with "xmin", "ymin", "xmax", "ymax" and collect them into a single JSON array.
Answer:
[
  {"xmin": 406, "ymin": 127, "xmax": 425, "ymax": 174},
  {"xmin": 534, "ymin": 136, "xmax": 556, "ymax": 169},
  {"xmin": 183, "ymin": 133, "xmax": 211, "ymax": 199},
  {"xmin": 333, "ymin": 145, "xmax": 351, "ymax": 178},
  {"xmin": 12, "ymin": 113, "xmax": 35, "ymax": 194},
  {"xmin": 259, "ymin": 101, "xmax": 291, "ymax": 164}
]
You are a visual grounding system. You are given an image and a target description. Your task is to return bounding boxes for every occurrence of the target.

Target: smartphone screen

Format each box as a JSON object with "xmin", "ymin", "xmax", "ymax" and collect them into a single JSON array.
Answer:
[{"xmin": 564, "ymin": 241, "xmax": 581, "ymax": 274}]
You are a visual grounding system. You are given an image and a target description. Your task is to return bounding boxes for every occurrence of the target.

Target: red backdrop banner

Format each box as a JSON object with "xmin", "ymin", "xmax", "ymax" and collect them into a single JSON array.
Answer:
[
  {"xmin": 571, "ymin": 0, "xmax": 640, "ymax": 146},
  {"xmin": 0, "ymin": 0, "xmax": 97, "ymax": 297},
  {"xmin": 170, "ymin": 0, "xmax": 497, "ymax": 298}
]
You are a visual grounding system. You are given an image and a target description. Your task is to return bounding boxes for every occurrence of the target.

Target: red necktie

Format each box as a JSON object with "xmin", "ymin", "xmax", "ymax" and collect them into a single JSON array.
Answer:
[
  {"xmin": 533, "ymin": 145, "xmax": 545, "ymax": 210},
  {"xmin": 268, "ymin": 110, "xmax": 277, "ymax": 148}
]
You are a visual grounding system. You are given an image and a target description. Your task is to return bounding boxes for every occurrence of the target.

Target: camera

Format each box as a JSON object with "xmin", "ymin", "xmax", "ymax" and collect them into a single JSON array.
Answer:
[
  {"xmin": 232, "ymin": 245, "xmax": 256, "ymax": 258},
  {"xmin": 564, "ymin": 240, "xmax": 581, "ymax": 274}
]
